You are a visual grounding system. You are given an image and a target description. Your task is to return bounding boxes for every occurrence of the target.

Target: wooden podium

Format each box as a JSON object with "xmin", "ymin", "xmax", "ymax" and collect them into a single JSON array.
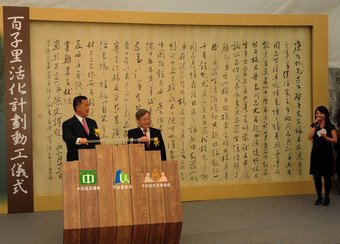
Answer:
[{"xmin": 62, "ymin": 144, "xmax": 182, "ymax": 243}]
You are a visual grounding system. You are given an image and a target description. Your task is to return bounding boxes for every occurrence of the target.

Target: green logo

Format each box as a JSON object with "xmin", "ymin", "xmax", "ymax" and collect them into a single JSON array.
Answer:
[{"xmin": 80, "ymin": 170, "xmax": 97, "ymax": 185}]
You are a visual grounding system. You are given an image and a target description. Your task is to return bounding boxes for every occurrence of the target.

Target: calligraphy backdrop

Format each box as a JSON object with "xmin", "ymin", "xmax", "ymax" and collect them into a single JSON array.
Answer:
[
  {"xmin": 20, "ymin": 9, "xmax": 328, "ymax": 210},
  {"xmin": 32, "ymin": 22, "xmax": 311, "ymax": 191}
]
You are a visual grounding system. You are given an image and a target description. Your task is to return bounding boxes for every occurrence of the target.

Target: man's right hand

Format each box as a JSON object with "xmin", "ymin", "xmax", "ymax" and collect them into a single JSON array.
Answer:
[{"xmin": 79, "ymin": 138, "xmax": 88, "ymax": 145}]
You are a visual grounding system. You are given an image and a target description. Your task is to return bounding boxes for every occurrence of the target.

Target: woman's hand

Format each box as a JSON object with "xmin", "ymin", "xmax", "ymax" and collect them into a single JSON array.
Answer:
[{"xmin": 311, "ymin": 119, "xmax": 319, "ymax": 128}]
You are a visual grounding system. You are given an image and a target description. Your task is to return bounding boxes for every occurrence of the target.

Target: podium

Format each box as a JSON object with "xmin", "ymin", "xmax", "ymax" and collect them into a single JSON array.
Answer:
[{"xmin": 62, "ymin": 144, "xmax": 182, "ymax": 243}]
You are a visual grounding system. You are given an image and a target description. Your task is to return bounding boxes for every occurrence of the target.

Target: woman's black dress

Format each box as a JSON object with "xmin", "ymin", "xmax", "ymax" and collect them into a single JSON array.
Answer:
[{"xmin": 310, "ymin": 123, "xmax": 335, "ymax": 176}]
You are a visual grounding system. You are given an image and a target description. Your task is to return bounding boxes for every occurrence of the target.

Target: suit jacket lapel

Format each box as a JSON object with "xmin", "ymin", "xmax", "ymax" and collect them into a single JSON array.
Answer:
[
  {"xmin": 150, "ymin": 128, "xmax": 157, "ymax": 139},
  {"xmin": 73, "ymin": 115, "xmax": 88, "ymax": 136},
  {"xmin": 149, "ymin": 128, "xmax": 153, "ymax": 139},
  {"xmin": 138, "ymin": 127, "xmax": 145, "ymax": 137}
]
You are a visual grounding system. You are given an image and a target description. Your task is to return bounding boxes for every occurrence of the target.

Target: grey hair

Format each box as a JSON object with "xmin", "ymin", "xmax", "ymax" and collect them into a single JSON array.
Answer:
[{"xmin": 135, "ymin": 108, "xmax": 150, "ymax": 120}]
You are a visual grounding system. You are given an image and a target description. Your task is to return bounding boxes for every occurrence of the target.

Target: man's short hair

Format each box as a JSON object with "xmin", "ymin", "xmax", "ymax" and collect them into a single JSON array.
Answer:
[
  {"xmin": 135, "ymin": 108, "xmax": 150, "ymax": 120},
  {"xmin": 73, "ymin": 95, "xmax": 88, "ymax": 111}
]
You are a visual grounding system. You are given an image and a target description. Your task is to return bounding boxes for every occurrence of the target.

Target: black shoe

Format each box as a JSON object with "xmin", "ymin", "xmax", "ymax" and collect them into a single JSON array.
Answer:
[
  {"xmin": 314, "ymin": 198, "xmax": 323, "ymax": 205},
  {"xmin": 322, "ymin": 198, "xmax": 330, "ymax": 206}
]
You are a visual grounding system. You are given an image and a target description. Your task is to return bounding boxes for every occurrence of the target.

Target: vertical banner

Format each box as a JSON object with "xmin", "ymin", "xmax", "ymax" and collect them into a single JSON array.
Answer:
[
  {"xmin": 0, "ymin": 7, "xmax": 7, "ymax": 214},
  {"xmin": 3, "ymin": 6, "xmax": 33, "ymax": 213}
]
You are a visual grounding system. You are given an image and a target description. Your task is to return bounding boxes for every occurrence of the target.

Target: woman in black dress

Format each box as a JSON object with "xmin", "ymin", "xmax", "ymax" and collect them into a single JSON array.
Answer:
[{"xmin": 308, "ymin": 106, "xmax": 337, "ymax": 206}]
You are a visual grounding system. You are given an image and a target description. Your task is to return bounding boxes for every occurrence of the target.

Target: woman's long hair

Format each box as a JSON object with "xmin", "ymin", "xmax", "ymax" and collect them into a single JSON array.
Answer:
[{"xmin": 315, "ymin": 105, "xmax": 331, "ymax": 124}]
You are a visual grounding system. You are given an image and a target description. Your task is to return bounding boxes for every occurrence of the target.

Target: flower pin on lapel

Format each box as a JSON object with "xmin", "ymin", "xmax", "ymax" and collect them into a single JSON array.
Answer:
[
  {"xmin": 154, "ymin": 137, "xmax": 159, "ymax": 147},
  {"xmin": 94, "ymin": 128, "xmax": 100, "ymax": 137}
]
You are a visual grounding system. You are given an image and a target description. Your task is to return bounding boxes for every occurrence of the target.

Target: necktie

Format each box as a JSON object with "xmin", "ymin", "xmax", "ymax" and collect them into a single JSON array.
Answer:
[
  {"xmin": 143, "ymin": 129, "xmax": 150, "ymax": 147},
  {"xmin": 82, "ymin": 118, "xmax": 89, "ymax": 135}
]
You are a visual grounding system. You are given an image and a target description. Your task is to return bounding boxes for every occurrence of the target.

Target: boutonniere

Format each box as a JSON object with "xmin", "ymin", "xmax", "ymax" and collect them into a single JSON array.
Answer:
[
  {"xmin": 94, "ymin": 128, "xmax": 100, "ymax": 137},
  {"xmin": 154, "ymin": 137, "xmax": 159, "ymax": 147}
]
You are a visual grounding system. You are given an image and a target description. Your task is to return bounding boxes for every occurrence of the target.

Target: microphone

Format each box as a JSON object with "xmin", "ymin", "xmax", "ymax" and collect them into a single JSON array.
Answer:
[
  {"xmin": 311, "ymin": 119, "xmax": 319, "ymax": 128},
  {"xmin": 87, "ymin": 137, "xmax": 159, "ymax": 144}
]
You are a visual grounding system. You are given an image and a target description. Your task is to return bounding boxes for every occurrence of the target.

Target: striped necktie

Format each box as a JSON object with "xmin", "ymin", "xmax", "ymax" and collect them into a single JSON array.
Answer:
[
  {"xmin": 82, "ymin": 118, "xmax": 89, "ymax": 135},
  {"xmin": 143, "ymin": 129, "xmax": 150, "ymax": 147}
]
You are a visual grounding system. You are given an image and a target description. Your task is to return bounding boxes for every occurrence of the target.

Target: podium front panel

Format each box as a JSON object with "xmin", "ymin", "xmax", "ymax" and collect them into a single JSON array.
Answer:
[
  {"xmin": 149, "ymin": 223, "xmax": 166, "ymax": 244},
  {"xmin": 162, "ymin": 161, "xmax": 183, "ymax": 223},
  {"xmin": 78, "ymin": 149, "xmax": 99, "ymax": 229},
  {"xmin": 63, "ymin": 145, "xmax": 182, "ymax": 242},
  {"xmin": 145, "ymin": 151, "xmax": 166, "ymax": 224},
  {"xmin": 164, "ymin": 222, "xmax": 182, "ymax": 244},
  {"xmin": 115, "ymin": 225, "xmax": 133, "ymax": 243},
  {"xmin": 98, "ymin": 226, "xmax": 115, "ymax": 243},
  {"xmin": 63, "ymin": 229, "xmax": 81, "ymax": 244},
  {"xmin": 113, "ymin": 145, "xmax": 133, "ymax": 226},
  {"xmin": 129, "ymin": 144, "xmax": 150, "ymax": 225},
  {"xmin": 63, "ymin": 162, "xmax": 81, "ymax": 230},
  {"xmin": 96, "ymin": 144, "xmax": 115, "ymax": 227},
  {"xmin": 132, "ymin": 224, "xmax": 149, "ymax": 243},
  {"xmin": 81, "ymin": 227, "xmax": 99, "ymax": 244}
]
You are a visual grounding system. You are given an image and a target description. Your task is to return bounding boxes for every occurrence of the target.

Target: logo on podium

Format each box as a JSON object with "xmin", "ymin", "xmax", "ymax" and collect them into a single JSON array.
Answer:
[
  {"xmin": 80, "ymin": 170, "xmax": 97, "ymax": 185},
  {"xmin": 142, "ymin": 169, "xmax": 170, "ymax": 188},
  {"xmin": 114, "ymin": 169, "xmax": 132, "ymax": 190},
  {"xmin": 114, "ymin": 169, "xmax": 130, "ymax": 184}
]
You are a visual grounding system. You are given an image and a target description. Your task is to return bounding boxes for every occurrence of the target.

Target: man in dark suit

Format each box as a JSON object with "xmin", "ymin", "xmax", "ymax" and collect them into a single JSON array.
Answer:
[
  {"xmin": 62, "ymin": 95, "xmax": 100, "ymax": 161},
  {"xmin": 128, "ymin": 108, "xmax": 167, "ymax": 161}
]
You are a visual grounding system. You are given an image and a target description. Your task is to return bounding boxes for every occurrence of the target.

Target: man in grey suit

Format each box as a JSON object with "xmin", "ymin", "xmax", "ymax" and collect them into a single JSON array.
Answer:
[
  {"xmin": 128, "ymin": 108, "xmax": 167, "ymax": 161},
  {"xmin": 62, "ymin": 95, "xmax": 100, "ymax": 161}
]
